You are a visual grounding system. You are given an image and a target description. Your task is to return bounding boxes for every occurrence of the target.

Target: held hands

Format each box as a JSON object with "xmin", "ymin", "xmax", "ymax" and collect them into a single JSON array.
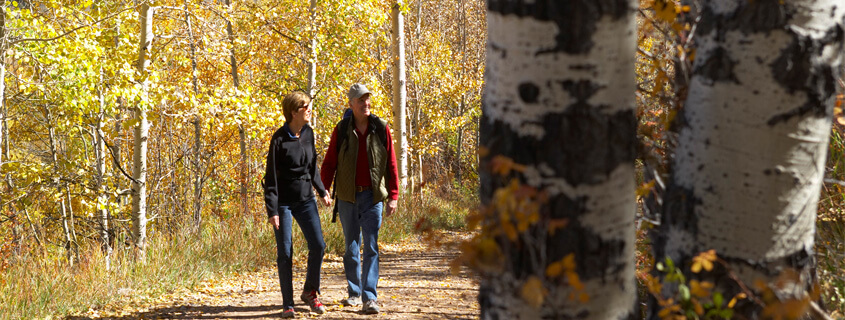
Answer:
[
  {"xmin": 385, "ymin": 199, "xmax": 397, "ymax": 217},
  {"xmin": 321, "ymin": 194, "xmax": 332, "ymax": 207},
  {"xmin": 268, "ymin": 215, "xmax": 280, "ymax": 230}
]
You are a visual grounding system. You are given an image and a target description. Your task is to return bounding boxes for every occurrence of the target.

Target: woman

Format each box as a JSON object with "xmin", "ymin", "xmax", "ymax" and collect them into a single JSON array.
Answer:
[{"xmin": 262, "ymin": 91, "xmax": 332, "ymax": 318}]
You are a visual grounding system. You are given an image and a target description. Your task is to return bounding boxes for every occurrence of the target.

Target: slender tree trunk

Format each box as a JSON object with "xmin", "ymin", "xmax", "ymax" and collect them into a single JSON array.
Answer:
[
  {"xmin": 392, "ymin": 2, "xmax": 408, "ymax": 190},
  {"xmin": 456, "ymin": 97, "xmax": 465, "ymax": 183},
  {"xmin": 0, "ymin": 3, "xmax": 6, "ymax": 211},
  {"xmin": 307, "ymin": 0, "xmax": 318, "ymax": 128},
  {"xmin": 96, "ymin": 89, "xmax": 111, "ymax": 269},
  {"xmin": 652, "ymin": 1, "xmax": 845, "ymax": 318},
  {"xmin": 477, "ymin": 1, "xmax": 638, "ymax": 318},
  {"xmin": 132, "ymin": 3, "xmax": 153, "ymax": 259},
  {"xmin": 223, "ymin": 0, "xmax": 248, "ymax": 217},
  {"xmin": 193, "ymin": 119, "xmax": 202, "ymax": 231},
  {"xmin": 46, "ymin": 107, "xmax": 75, "ymax": 266},
  {"xmin": 185, "ymin": 0, "xmax": 203, "ymax": 233}
]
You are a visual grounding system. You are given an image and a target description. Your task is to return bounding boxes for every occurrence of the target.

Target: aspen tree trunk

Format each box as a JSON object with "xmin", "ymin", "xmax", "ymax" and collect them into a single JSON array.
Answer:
[
  {"xmin": 96, "ymin": 89, "xmax": 111, "ymax": 269},
  {"xmin": 307, "ymin": 0, "xmax": 317, "ymax": 128},
  {"xmin": 223, "ymin": 0, "xmax": 248, "ymax": 217},
  {"xmin": 46, "ymin": 108, "xmax": 75, "ymax": 266},
  {"xmin": 185, "ymin": 1, "xmax": 203, "ymax": 232},
  {"xmin": 391, "ymin": 2, "xmax": 408, "ymax": 190},
  {"xmin": 653, "ymin": 1, "xmax": 845, "ymax": 317},
  {"xmin": 478, "ymin": 1, "xmax": 638, "ymax": 318},
  {"xmin": 0, "ymin": 3, "xmax": 6, "ymax": 201},
  {"xmin": 132, "ymin": 3, "xmax": 153, "ymax": 258}
]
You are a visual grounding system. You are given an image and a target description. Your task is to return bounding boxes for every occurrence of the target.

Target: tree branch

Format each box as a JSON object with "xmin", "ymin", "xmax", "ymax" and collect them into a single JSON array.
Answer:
[
  {"xmin": 98, "ymin": 129, "xmax": 141, "ymax": 185},
  {"xmin": 11, "ymin": 6, "xmax": 136, "ymax": 45}
]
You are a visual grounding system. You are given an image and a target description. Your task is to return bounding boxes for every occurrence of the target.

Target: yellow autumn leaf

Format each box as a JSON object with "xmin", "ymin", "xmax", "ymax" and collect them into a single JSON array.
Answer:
[
  {"xmin": 691, "ymin": 249, "xmax": 716, "ymax": 273},
  {"xmin": 654, "ymin": 0, "xmax": 677, "ymax": 23},
  {"xmin": 567, "ymin": 271, "xmax": 585, "ymax": 291},
  {"xmin": 562, "ymin": 253, "xmax": 576, "ymax": 271},
  {"xmin": 728, "ymin": 292, "xmax": 746, "ymax": 308},
  {"xmin": 578, "ymin": 292, "xmax": 590, "ymax": 303},
  {"xmin": 546, "ymin": 261, "xmax": 564, "ymax": 278},
  {"xmin": 520, "ymin": 276, "xmax": 547, "ymax": 308},
  {"xmin": 689, "ymin": 280, "xmax": 713, "ymax": 298}
]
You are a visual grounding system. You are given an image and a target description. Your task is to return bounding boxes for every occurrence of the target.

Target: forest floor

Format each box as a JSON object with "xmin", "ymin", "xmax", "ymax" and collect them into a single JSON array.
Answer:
[{"xmin": 66, "ymin": 231, "xmax": 479, "ymax": 320}]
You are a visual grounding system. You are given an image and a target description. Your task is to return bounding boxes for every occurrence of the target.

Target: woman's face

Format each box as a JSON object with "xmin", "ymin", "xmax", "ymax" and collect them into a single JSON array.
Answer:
[{"xmin": 293, "ymin": 101, "xmax": 312, "ymax": 124}]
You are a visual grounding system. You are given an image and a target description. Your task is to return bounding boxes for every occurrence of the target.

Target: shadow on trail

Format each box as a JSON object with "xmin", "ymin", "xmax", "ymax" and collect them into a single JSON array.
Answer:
[{"xmin": 64, "ymin": 304, "xmax": 284, "ymax": 320}]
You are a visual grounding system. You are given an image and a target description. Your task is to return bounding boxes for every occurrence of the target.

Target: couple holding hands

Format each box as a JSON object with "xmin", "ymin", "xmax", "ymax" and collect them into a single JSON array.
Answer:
[{"xmin": 262, "ymin": 83, "xmax": 400, "ymax": 318}]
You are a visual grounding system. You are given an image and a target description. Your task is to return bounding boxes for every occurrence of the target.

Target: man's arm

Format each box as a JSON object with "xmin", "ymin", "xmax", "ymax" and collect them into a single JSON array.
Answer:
[
  {"xmin": 383, "ymin": 124, "xmax": 399, "ymax": 217},
  {"xmin": 320, "ymin": 126, "xmax": 340, "ymax": 192}
]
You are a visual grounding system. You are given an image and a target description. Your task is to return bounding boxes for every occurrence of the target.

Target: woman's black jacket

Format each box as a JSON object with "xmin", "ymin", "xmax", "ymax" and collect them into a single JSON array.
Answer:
[{"xmin": 262, "ymin": 123, "xmax": 327, "ymax": 218}]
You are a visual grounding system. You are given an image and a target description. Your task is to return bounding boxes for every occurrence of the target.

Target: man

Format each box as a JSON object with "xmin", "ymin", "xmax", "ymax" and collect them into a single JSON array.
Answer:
[{"xmin": 321, "ymin": 83, "xmax": 399, "ymax": 315}]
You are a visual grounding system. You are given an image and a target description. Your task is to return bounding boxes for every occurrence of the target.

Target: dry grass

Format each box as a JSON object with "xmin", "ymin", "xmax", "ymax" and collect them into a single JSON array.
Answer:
[{"xmin": 0, "ymin": 188, "xmax": 475, "ymax": 320}]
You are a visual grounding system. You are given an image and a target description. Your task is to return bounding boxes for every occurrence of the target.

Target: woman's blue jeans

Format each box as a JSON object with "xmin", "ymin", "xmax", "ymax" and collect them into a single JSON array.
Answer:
[
  {"xmin": 273, "ymin": 198, "xmax": 325, "ymax": 309},
  {"xmin": 337, "ymin": 190, "xmax": 383, "ymax": 302}
]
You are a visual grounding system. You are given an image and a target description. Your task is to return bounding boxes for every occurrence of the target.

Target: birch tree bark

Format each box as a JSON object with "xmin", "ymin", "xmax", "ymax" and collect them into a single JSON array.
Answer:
[
  {"xmin": 392, "ymin": 1, "xmax": 408, "ymax": 190},
  {"xmin": 478, "ymin": 0, "xmax": 638, "ymax": 318},
  {"xmin": 0, "ymin": 2, "xmax": 6, "ymax": 197},
  {"xmin": 132, "ymin": 3, "xmax": 154, "ymax": 258},
  {"xmin": 185, "ymin": 0, "xmax": 203, "ymax": 233},
  {"xmin": 307, "ymin": 0, "xmax": 318, "ymax": 128},
  {"xmin": 96, "ymin": 88, "xmax": 111, "ymax": 269},
  {"xmin": 653, "ymin": 1, "xmax": 845, "ymax": 317},
  {"xmin": 46, "ymin": 107, "xmax": 76, "ymax": 266},
  {"xmin": 223, "ymin": 0, "xmax": 248, "ymax": 217}
]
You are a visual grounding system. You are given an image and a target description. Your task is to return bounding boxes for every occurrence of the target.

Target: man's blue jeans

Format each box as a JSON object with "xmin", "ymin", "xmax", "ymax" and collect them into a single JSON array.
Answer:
[
  {"xmin": 338, "ymin": 190, "xmax": 383, "ymax": 302},
  {"xmin": 273, "ymin": 198, "xmax": 325, "ymax": 309}
]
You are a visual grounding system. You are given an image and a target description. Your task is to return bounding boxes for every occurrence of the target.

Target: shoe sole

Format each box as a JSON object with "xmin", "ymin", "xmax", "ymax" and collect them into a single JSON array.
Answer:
[{"xmin": 342, "ymin": 299, "xmax": 361, "ymax": 307}]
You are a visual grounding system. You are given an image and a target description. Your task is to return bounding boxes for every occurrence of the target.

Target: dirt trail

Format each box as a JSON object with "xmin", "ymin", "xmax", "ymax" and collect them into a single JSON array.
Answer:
[{"xmin": 71, "ymin": 232, "xmax": 479, "ymax": 319}]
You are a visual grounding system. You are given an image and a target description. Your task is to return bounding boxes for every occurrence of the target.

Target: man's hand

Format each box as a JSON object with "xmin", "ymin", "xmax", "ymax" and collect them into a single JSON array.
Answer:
[
  {"xmin": 321, "ymin": 194, "xmax": 332, "ymax": 207},
  {"xmin": 385, "ymin": 199, "xmax": 397, "ymax": 217},
  {"xmin": 268, "ymin": 215, "xmax": 280, "ymax": 230}
]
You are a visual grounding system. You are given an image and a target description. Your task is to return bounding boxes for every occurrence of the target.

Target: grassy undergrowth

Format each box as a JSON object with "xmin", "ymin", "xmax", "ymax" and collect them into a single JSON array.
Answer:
[
  {"xmin": 0, "ymin": 188, "xmax": 474, "ymax": 320},
  {"xmin": 817, "ymin": 125, "xmax": 845, "ymax": 314}
]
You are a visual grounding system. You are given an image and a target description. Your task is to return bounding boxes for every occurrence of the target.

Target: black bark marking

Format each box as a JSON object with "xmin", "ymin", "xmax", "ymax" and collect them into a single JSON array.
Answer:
[
  {"xmin": 733, "ymin": 0, "xmax": 790, "ymax": 34},
  {"xmin": 481, "ymin": 85, "xmax": 636, "ymax": 189},
  {"xmin": 487, "ymin": 0, "xmax": 631, "ymax": 54},
  {"xmin": 559, "ymin": 80, "xmax": 604, "ymax": 101},
  {"xmin": 768, "ymin": 26, "xmax": 844, "ymax": 125},
  {"xmin": 518, "ymin": 82, "xmax": 540, "ymax": 104},
  {"xmin": 696, "ymin": 47, "xmax": 740, "ymax": 84},
  {"xmin": 697, "ymin": 0, "xmax": 790, "ymax": 36}
]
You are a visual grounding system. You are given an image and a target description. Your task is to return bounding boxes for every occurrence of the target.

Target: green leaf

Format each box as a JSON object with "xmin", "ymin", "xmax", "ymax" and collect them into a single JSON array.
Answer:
[
  {"xmin": 713, "ymin": 292, "xmax": 724, "ymax": 308},
  {"xmin": 679, "ymin": 284, "xmax": 690, "ymax": 301}
]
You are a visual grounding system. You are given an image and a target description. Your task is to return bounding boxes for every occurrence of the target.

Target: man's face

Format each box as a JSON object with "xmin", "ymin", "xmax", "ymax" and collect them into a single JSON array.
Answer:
[{"xmin": 349, "ymin": 93, "xmax": 371, "ymax": 120}]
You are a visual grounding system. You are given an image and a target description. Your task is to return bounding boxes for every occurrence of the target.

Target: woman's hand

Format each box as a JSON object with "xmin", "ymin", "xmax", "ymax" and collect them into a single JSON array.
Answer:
[
  {"xmin": 321, "ymin": 194, "xmax": 333, "ymax": 207},
  {"xmin": 268, "ymin": 215, "xmax": 280, "ymax": 230}
]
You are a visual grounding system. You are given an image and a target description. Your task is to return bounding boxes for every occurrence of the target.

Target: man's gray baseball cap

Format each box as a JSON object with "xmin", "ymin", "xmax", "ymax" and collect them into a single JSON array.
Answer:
[{"xmin": 347, "ymin": 83, "xmax": 371, "ymax": 100}]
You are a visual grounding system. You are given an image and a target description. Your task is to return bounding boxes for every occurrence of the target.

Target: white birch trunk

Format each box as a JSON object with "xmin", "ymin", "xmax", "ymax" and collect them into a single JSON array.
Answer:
[
  {"xmin": 0, "ymin": 3, "xmax": 6, "ymax": 191},
  {"xmin": 307, "ymin": 0, "xmax": 318, "ymax": 128},
  {"xmin": 185, "ymin": 1, "xmax": 203, "ymax": 232},
  {"xmin": 46, "ymin": 108, "xmax": 75, "ymax": 266},
  {"xmin": 391, "ymin": 2, "xmax": 408, "ymax": 190},
  {"xmin": 224, "ymin": 0, "xmax": 248, "ymax": 217},
  {"xmin": 96, "ymin": 88, "xmax": 111, "ymax": 269},
  {"xmin": 479, "ymin": 1, "xmax": 638, "ymax": 318},
  {"xmin": 655, "ymin": 1, "xmax": 845, "ymax": 316},
  {"xmin": 132, "ymin": 3, "xmax": 153, "ymax": 258}
]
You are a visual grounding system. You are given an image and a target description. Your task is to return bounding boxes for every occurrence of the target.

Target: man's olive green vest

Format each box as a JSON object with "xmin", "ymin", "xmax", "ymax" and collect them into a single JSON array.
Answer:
[{"xmin": 336, "ymin": 117, "xmax": 389, "ymax": 204}]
